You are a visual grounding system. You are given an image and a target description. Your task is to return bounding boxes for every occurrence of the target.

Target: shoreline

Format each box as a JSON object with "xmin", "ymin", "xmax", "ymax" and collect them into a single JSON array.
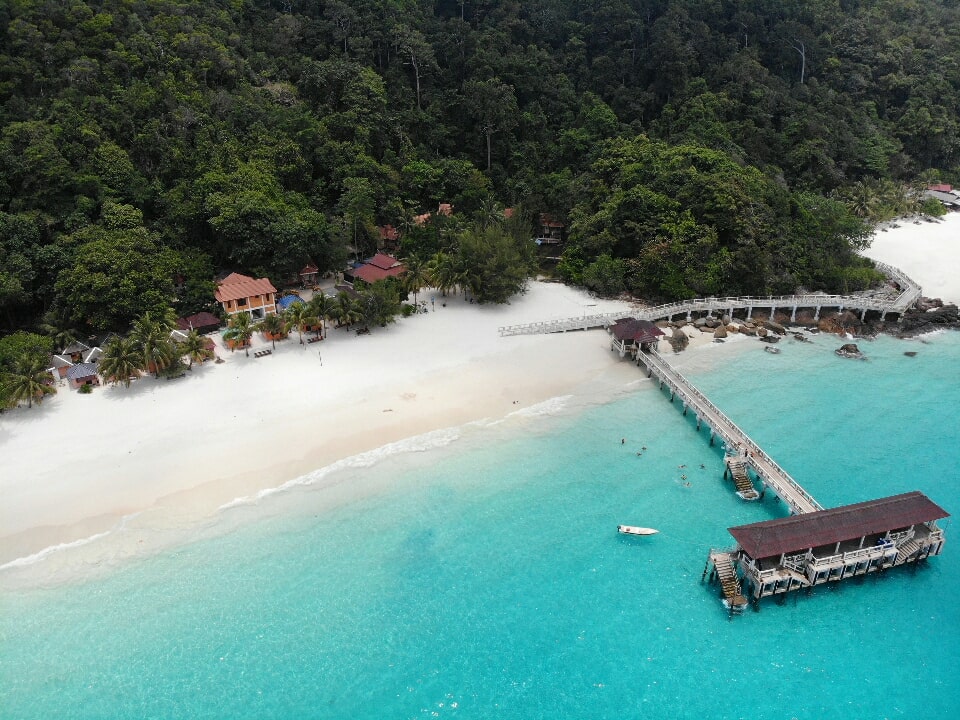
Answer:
[
  {"xmin": 3, "ymin": 215, "xmax": 958, "ymax": 589},
  {"xmin": 0, "ymin": 282, "xmax": 643, "ymax": 587}
]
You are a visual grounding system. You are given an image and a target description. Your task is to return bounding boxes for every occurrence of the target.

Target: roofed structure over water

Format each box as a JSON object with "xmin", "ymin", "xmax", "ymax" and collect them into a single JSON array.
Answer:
[{"xmin": 710, "ymin": 491, "xmax": 949, "ymax": 609}]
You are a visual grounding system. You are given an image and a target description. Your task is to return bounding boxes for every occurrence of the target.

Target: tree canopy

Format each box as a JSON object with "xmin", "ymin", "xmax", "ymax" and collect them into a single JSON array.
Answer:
[{"xmin": 0, "ymin": 0, "xmax": 957, "ymax": 329}]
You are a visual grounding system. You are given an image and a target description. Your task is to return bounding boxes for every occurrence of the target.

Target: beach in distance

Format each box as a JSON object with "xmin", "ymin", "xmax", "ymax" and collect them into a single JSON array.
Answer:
[{"xmin": 1, "ymin": 212, "xmax": 959, "ymax": 587}]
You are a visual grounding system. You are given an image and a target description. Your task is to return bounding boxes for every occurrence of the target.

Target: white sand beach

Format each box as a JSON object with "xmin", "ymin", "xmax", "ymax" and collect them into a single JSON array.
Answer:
[
  {"xmin": 0, "ymin": 282, "xmax": 644, "ymax": 579},
  {"xmin": 864, "ymin": 212, "xmax": 960, "ymax": 304}
]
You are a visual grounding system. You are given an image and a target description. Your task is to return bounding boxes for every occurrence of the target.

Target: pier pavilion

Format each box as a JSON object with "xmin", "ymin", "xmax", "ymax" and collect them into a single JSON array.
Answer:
[{"xmin": 711, "ymin": 492, "xmax": 948, "ymax": 608}]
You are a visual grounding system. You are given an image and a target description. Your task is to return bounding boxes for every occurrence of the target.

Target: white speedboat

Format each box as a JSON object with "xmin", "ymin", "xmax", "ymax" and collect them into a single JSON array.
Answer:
[{"xmin": 617, "ymin": 525, "xmax": 659, "ymax": 536}]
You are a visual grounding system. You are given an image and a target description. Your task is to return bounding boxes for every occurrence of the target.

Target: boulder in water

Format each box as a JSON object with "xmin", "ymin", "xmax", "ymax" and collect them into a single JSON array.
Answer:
[
  {"xmin": 835, "ymin": 343, "xmax": 864, "ymax": 359},
  {"xmin": 763, "ymin": 319, "xmax": 787, "ymax": 335},
  {"xmin": 713, "ymin": 325, "xmax": 728, "ymax": 339}
]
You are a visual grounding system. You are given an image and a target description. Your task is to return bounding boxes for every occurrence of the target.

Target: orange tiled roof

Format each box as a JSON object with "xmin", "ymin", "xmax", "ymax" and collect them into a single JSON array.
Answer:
[
  {"xmin": 437, "ymin": 203, "xmax": 453, "ymax": 216},
  {"xmin": 367, "ymin": 253, "xmax": 402, "ymax": 270},
  {"xmin": 215, "ymin": 273, "xmax": 277, "ymax": 303}
]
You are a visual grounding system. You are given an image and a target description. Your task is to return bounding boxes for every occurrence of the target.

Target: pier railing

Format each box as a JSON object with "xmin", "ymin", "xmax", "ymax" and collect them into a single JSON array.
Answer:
[
  {"xmin": 498, "ymin": 264, "xmax": 922, "ymax": 336},
  {"xmin": 641, "ymin": 349, "xmax": 823, "ymax": 514}
]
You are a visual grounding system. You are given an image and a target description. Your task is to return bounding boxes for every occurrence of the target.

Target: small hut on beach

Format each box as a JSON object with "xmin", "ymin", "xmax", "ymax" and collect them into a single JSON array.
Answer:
[{"xmin": 66, "ymin": 363, "xmax": 100, "ymax": 390}]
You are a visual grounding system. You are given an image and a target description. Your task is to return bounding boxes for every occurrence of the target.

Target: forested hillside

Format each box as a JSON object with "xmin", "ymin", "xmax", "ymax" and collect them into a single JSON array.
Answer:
[{"xmin": 1, "ymin": 0, "xmax": 958, "ymax": 333}]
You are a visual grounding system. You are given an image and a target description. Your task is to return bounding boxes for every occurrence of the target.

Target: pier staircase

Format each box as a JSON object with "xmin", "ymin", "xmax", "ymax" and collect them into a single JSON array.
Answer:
[
  {"xmin": 710, "ymin": 552, "xmax": 748, "ymax": 614},
  {"xmin": 726, "ymin": 458, "xmax": 760, "ymax": 501},
  {"xmin": 895, "ymin": 538, "xmax": 923, "ymax": 565}
]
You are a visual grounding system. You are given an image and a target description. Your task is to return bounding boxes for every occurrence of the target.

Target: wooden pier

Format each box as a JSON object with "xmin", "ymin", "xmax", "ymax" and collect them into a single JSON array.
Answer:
[
  {"xmin": 636, "ymin": 347, "xmax": 822, "ymax": 515},
  {"xmin": 500, "ymin": 262, "xmax": 948, "ymax": 611}
]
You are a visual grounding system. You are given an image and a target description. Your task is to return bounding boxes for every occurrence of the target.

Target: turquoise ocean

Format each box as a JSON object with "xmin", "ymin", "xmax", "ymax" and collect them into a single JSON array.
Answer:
[{"xmin": 2, "ymin": 331, "xmax": 959, "ymax": 719}]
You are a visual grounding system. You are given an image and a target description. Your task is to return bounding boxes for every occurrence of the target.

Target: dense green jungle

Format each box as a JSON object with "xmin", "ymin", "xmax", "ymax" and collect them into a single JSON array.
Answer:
[{"xmin": 1, "ymin": 0, "xmax": 958, "ymax": 337}]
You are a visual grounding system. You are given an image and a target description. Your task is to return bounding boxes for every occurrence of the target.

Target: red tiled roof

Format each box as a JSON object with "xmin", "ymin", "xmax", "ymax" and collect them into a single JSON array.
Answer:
[
  {"xmin": 539, "ymin": 213, "xmax": 564, "ymax": 228},
  {"xmin": 215, "ymin": 273, "xmax": 277, "ymax": 303},
  {"xmin": 352, "ymin": 263, "xmax": 406, "ymax": 283},
  {"xmin": 928, "ymin": 183, "xmax": 953, "ymax": 193},
  {"xmin": 176, "ymin": 312, "xmax": 221, "ymax": 331},
  {"xmin": 367, "ymin": 253, "xmax": 402, "ymax": 270},
  {"xmin": 414, "ymin": 212, "xmax": 431, "ymax": 226},
  {"xmin": 379, "ymin": 225, "xmax": 399, "ymax": 241},
  {"xmin": 503, "ymin": 207, "xmax": 515, "ymax": 218},
  {"xmin": 611, "ymin": 318, "xmax": 665, "ymax": 343},
  {"xmin": 438, "ymin": 203, "xmax": 453, "ymax": 216},
  {"xmin": 299, "ymin": 263, "xmax": 319, "ymax": 276},
  {"xmin": 729, "ymin": 491, "xmax": 949, "ymax": 559}
]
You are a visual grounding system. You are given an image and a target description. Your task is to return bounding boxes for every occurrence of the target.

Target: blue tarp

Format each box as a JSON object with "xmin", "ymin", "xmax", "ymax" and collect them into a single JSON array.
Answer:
[{"xmin": 276, "ymin": 295, "xmax": 304, "ymax": 310}]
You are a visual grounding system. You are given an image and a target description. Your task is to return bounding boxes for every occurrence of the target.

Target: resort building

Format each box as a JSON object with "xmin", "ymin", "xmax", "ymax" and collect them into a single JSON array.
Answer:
[
  {"xmin": 215, "ymin": 273, "xmax": 278, "ymax": 320},
  {"xmin": 66, "ymin": 362, "xmax": 100, "ymax": 390},
  {"xmin": 298, "ymin": 263, "xmax": 319, "ymax": 287},
  {"xmin": 343, "ymin": 253, "xmax": 406, "ymax": 287},
  {"xmin": 176, "ymin": 312, "xmax": 221, "ymax": 334},
  {"xmin": 537, "ymin": 213, "xmax": 565, "ymax": 242},
  {"xmin": 378, "ymin": 225, "xmax": 400, "ymax": 253},
  {"xmin": 924, "ymin": 184, "xmax": 960, "ymax": 210},
  {"xmin": 48, "ymin": 341, "xmax": 102, "ymax": 383}
]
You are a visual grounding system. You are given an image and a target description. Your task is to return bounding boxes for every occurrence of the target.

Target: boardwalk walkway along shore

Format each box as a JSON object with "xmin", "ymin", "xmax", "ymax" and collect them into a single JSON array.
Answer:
[
  {"xmin": 497, "ymin": 261, "xmax": 921, "ymax": 337},
  {"xmin": 503, "ymin": 265, "xmax": 948, "ymax": 613}
]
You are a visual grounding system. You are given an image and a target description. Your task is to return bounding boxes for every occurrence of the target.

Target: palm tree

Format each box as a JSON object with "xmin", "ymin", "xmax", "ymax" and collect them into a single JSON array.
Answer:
[
  {"xmin": 429, "ymin": 251, "xmax": 459, "ymax": 297},
  {"xmin": 402, "ymin": 254, "xmax": 432, "ymax": 307},
  {"xmin": 4, "ymin": 354, "xmax": 56, "ymax": 408},
  {"xmin": 223, "ymin": 312, "xmax": 254, "ymax": 356},
  {"xmin": 283, "ymin": 302, "xmax": 317, "ymax": 345},
  {"xmin": 308, "ymin": 292, "xmax": 334, "ymax": 339},
  {"xmin": 178, "ymin": 329, "xmax": 207, "ymax": 369},
  {"xmin": 335, "ymin": 291, "xmax": 362, "ymax": 328},
  {"xmin": 257, "ymin": 313, "xmax": 286, "ymax": 349},
  {"xmin": 38, "ymin": 308, "xmax": 80, "ymax": 354},
  {"xmin": 132, "ymin": 311, "xmax": 176, "ymax": 377},
  {"xmin": 98, "ymin": 336, "xmax": 143, "ymax": 387}
]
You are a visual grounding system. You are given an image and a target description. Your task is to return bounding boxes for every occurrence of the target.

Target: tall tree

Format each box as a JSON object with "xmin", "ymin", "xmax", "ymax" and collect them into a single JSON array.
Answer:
[
  {"xmin": 464, "ymin": 79, "xmax": 519, "ymax": 171},
  {"xmin": 98, "ymin": 336, "xmax": 143, "ymax": 387},
  {"xmin": 402, "ymin": 255, "xmax": 432, "ymax": 307},
  {"xmin": 283, "ymin": 302, "xmax": 317, "ymax": 345},
  {"xmin": 131, "ymin": 311, "xmax": 176, "ymax": 377},
  {"xmin": 178, "ymin": 329, "xmax": 208, "ymax": 369},
  {"xmin": 257, "ymin": 312, "xmax": 286, "ymax": 349},
  {"xmin": 223, "ymin": 312, "xmax": 254, "ymax": 356},
  {"xmin": 308, "ymin": 292, "xmax": 334, "ymax": 339}
]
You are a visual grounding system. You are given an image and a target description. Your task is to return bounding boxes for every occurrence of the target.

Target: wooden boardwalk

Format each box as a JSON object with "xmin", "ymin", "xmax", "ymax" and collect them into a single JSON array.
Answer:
[
  {"xmin": 637, "ymin": 348, "xmax": 823, "ymax": 515},
  {"xmin": 498, "ymin": 262, "xmax": 920, "ymax": 337}
]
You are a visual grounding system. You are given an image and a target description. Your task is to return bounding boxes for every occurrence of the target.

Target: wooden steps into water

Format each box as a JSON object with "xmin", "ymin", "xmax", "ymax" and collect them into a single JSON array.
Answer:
[
  {"xmin": 709, "ymin": 552, "xmax": 748, "ymax": 613},
  {"xmin": 726, "ymin": 458, "xmax": 760, "ymax": 500},
  {"xmin": 896, "ymin": 538, "xmax": 923, "ymax": 564}
]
